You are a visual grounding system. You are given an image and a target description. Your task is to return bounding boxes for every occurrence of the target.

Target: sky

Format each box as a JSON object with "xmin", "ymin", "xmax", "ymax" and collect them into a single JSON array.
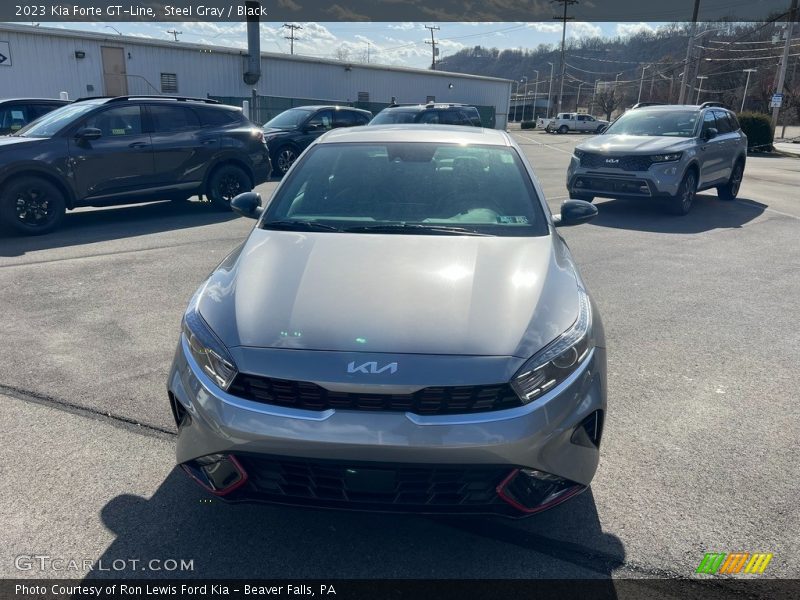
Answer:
[{"xmin": 36, "ymin": 21, "xmax": 665, "ymax": 69}]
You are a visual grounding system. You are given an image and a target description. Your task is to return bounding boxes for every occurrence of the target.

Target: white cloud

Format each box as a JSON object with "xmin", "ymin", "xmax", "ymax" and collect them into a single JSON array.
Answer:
[
  {"xmin": 616, "ymin": 22, "xmax": 656, "ymax": 37},
  {"xmin": 388, "ymin": 22, "xmax": 419, "ymax": 30}
]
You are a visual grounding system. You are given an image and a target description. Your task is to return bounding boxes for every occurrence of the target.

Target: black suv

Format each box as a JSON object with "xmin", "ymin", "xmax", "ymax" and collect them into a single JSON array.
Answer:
[
  {"xmin": 0, "ymin": 98, "xmax": 70, "ymax": 135},
  {"xmin": 370, "ymin": 103, "xmax": 483, "ymax": 127},
  {"xmin": 262, "ymin": 105, "xmax": 372, "ymax": 175},
  {"xmin": 0, "ymin": 96, "xmax": 271, "ymax": 235}
]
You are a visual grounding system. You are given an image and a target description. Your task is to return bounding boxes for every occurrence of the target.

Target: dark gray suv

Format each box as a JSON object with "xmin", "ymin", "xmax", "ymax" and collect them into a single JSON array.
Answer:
[{"xmin": 567, "ymin": 103, "xmax": 747, "ymax": 215}]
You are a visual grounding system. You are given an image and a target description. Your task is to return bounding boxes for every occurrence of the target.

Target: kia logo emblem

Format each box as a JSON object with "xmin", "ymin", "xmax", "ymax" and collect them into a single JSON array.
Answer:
[{"xmin": 605, "ymin": 158, "xmax": 619, "ymax": 164}]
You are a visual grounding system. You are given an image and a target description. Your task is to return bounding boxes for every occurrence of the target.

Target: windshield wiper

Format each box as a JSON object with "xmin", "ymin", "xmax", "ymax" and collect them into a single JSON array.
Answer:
[
  {"xmin": 262, "ymin": 220, "xmax": 342, "ymax": 232},
  {"xmin": 344, "ymin": 224, "xmax": 491, "ymax": 236}
]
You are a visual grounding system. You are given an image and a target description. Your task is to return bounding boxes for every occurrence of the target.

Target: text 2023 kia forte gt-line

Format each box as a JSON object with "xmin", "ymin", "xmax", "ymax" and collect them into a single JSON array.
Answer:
[{"xmin": 167, "ymin": 125, "xmax": 606, "ymax": 517}]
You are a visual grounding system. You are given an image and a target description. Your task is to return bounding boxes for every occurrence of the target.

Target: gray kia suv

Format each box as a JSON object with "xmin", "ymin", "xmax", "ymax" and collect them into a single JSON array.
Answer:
[
  {"xmin": 167, "ymin": 125, "xmax": 606, "ymax": 517},
  {"xmin": 567, "ymin": 102, "xmax": 747, "ymax": 215}
]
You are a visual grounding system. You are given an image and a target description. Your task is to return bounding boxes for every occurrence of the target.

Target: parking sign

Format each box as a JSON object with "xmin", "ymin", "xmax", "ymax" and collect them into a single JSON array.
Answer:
[{"xmin": 770, "ymin": 93, "xmax": 783, "ymax": 108}]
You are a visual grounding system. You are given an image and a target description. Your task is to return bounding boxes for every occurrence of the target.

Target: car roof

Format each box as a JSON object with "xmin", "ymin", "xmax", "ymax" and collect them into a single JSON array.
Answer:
[
  {"xmin": 318, "ymin": 124, "xmax": 509, "ymax": 145},
  {"xmin": 382, "ymin": 104, "xmax": 476, "ymax": 111},
  {"xmin": 286, "ymin": 105, "xmax": 370, "ymax": 113},
  {"xmin": 0, "ymin": 98, "xmax": 70, "ymax": 104}
]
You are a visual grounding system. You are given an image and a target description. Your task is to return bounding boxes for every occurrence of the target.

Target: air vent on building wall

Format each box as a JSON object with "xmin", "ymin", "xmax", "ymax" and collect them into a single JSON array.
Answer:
[{"xmin": 161, "ymin": 73, "xmax": 178, "ymax": 94}]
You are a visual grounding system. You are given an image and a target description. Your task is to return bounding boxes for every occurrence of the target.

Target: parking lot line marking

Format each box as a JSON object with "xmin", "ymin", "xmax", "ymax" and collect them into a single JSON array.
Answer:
[{"xmin": 514, "ymin": 133, "xmax": 575, "ymax": 155}]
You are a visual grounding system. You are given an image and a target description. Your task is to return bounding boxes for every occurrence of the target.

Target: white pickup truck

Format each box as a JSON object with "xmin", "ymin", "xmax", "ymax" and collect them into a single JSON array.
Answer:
[{"xmin": 540, "ymin": 113, "xmax": 609, "ymax": 134}]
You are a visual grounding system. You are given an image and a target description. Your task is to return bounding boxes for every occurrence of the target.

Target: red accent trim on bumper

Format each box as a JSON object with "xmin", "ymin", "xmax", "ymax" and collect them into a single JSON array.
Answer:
[
  {"xmin": 496, "ymin": 468, "xmax": 585, "ymax": 515},
  {"xmin": 181, "ymin": 454, "xmax": 249, "ymax": 497}
]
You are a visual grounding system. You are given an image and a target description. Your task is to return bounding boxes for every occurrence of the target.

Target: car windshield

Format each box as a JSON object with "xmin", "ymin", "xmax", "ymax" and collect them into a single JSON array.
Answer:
[
  {"xmin": 261, "ymin": 142, "xmax": 548, "ymax": 237},
  {"xmin": 14, "ymin": 101, "xmax": 102, "ymax": 137},
  {"xmin": 603, "ymin": 109, "xmax": 699, "ymax": 137},
  {"xmin": 370, "ymin": 110, "xmax": 418, "ymax": 124},
  {"xmin": 264, "ymin": 108, "xmax": 314, "ymax": 129}
]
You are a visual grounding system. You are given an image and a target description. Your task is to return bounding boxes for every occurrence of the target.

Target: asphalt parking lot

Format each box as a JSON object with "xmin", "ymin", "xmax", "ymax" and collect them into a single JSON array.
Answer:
[{"xmin": 2, "ymin": 130, "xmax": 799, "ymax": 583}]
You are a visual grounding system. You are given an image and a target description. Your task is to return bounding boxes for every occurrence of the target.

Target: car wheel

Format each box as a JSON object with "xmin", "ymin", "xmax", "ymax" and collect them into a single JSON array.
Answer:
[
  {"xmin": 207, "ymin": 165, "xmax": 252, "ymax": 210},
  {"xmin": 0, "ymin": 175, "xmax": 66, "ymax": 235},
  {"xmin": 558, "ymin": 125, "xmax": 569, "ymax": 134},
  {"xmin": 667, "ymin": 170, "xmax": 697, "ymax": 216},
  {"xmin": 274, "ymin": 145, "xmax": 299, "ymax": 176},
  {"xmin": 717, "ymin": 161, "xmax": 744, "ymax": 201},
  {"xmin": 596, "ymin": 126, "xmax": 605, "ymax": 134}
]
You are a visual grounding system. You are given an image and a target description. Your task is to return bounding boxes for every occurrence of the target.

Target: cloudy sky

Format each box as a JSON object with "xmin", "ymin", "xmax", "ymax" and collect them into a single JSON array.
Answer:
[{"xmin": 39, "ymin": 21, "xmax": 664, "ymax": 69}]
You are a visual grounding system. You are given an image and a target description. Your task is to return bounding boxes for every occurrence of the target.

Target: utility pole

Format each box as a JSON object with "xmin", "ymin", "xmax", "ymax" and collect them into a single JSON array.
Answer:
[
  {"xmin": 576, "ymin": 82, "xmax": 585, "ymax": 111},
  {"xmin": 679, "ymin": 0, "xmax": 701, "ymax": 104},
  {"xmin": 167, "ymin": 29, "xmax": 182, "ymax": 42},
  {"xmin": 771, "ymin": 0, "xmax": 798, "ymax": 133},
  {"xmin": 283, "ymin": 23, "xmax": 302, "ymax": 55},
  {"xmin": 741, "ymin": 68, "xmax": 757, "ymax": 112},
  {"xmin": 638, "ymin": 64, "xmax": 650, "ymax": 103},
  {"xmin": 547, "ymin": 61, "xmax": 555, "ymax": 118},
  {"xmin": 552, "ymin": 0, "xmax": 578, "ymax": 113},
  {"xmin": 366, "ymin": 42, "xmax": 370, "ymax": 64},
  {"xmin": 425, "ymin": 25, "xmax": 440, "ymax": 70}
]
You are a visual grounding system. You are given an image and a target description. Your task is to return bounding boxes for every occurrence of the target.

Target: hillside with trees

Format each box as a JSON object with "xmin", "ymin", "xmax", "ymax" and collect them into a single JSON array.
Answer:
[{"xmin": 437, "ymin": 22, "xmax": 800, "ymax": 123}]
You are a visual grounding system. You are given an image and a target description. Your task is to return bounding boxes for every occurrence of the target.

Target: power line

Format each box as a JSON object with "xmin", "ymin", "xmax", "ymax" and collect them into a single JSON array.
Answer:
[
  {"xmin": 424, "ymin": 25, "xmax": 440, "ymax": 70},
  {"xmin": 166, "ymin": 29, "xmax": 182, "ymax": 42},
  {"xmin": 283, "ymin": 23, "xmax": 302, "ymax": 55}
]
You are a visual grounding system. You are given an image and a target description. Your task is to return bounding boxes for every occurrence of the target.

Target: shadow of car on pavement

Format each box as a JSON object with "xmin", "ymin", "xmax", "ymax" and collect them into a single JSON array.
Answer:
[{"xmin": 84, "ymin": 468, "xmax": 625, "ymax": 585}]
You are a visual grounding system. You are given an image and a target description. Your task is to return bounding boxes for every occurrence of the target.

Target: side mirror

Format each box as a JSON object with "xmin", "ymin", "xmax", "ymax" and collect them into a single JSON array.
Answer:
[
  {"xmin": 75, "ymin": 127, "xmax": 102, "ymax": 141},
  {"xmin": 230, "ymin": 192, "xmax": 263, "ymax": 220},
  {"xmin": 553, "ymin": 200, "xmax": 598, "ymax": 227},
  {"xmin": 704, "ymin": 127, "xmax": 718, "ymax": 141}
]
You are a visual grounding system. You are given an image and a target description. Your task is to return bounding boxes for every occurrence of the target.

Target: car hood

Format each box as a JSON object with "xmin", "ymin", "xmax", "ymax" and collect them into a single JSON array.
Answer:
[
  {"xmin": 578, "ymin": 134, "xmax": 688, "ymax": 154},
  {"xmin": 197, "ymin": 229, "xmax": 580, "ymax": 358},
  {"xmin": 0, "ymin": 136, "xmax": 45, "ymax": 148},
  {"xmin": 262, "ymin": 127, "xmax": 294, "ymax": 136}
]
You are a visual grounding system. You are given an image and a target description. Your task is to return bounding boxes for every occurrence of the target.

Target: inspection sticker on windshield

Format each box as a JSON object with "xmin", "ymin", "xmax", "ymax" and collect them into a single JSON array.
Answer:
[{"xmin": 497, "ymin": 216, "xmax": 529, "ymax": 224}]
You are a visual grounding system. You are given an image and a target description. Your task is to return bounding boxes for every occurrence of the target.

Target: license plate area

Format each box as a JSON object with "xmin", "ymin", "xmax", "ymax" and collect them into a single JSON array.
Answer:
[{"xmin": 344, "ymin": 468, "xmax": 396, "ymax": 493}]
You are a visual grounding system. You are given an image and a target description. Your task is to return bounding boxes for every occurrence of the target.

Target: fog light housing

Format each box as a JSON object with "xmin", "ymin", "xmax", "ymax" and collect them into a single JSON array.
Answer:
[
  {"xmin": 181, "ymin": 454, "xmax": 248, "ymax": 496},
  {"xmin": 496, "ymin": 468, "xmax": 584, "ymax": 515}
]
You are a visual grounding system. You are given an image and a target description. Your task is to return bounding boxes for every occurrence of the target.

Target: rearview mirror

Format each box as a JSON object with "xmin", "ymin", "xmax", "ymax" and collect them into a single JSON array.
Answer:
[
  {"xmin": 704, "ymin": 127, "xmax": 718, "ymax": 141},
  {"xmin": 75, "ymin": 127, "xmax": 102, "ymax": 141},
  {"xmin": 230, "ymin": 192, "xmax": 263, "ymax": 220},
  {"xmin": 553, "ymin": 200, "xmax": 598, "ymax": 227}
]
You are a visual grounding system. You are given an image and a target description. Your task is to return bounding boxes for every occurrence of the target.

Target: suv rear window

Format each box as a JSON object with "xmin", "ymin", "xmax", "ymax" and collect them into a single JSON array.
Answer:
[{"xmin": 195, "ymin": 106, "xmax": 241, "ymax": 126}]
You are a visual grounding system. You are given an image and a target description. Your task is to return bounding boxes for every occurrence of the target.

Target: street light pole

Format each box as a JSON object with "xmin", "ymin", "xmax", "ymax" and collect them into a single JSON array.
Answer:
[
  {"xmin": 531, "ymin": 70, "xmax": 538, "ymax": 120},
  {"xmin": 638, "ymin": 64, "xmax": 650, "ymax": 103},
  {"xmin": 513, "ymin": 80, "xmax": 520, "ymax": 122},
  {"xmin": 547, "ymin": 61, "xmax": 555, "ymax": 118},
  {"xmin": 741, "ymin": 68, "xmax": 757, "ymax": 112},
  {"xmin": 520, "ymin": 76, "xmax": 528, "ymax": 120},
  {"xmin": 695, "ymin": 75, "xmax": 708, "ymax": 104},
  {"xmin": 576, "ymin": 82, "xmax": 585, "ymax": 111}
]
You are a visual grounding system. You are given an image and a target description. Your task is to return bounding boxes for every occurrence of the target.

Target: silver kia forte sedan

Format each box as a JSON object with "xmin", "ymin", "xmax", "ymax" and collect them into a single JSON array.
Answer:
[{"xmin": 167, "ymin": 125, "xmax": 606, "ymax": 517}]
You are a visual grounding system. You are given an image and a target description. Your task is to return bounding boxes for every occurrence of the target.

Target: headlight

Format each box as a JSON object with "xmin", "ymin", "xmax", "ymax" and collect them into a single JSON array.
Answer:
[
  {"xmin": 511, "ymin": 287, "xmax": 593, "ymax": 404},
  {"xmin": 573, "ymin": 148, "xmax": 586, "ymax": 159},
  {"xmin": 650, "ymin": 152, "xmax": 683, "ymax": 163},
  {"xmin": 183, "ymin": 304, "xmax": 238, "ymax": 390}
]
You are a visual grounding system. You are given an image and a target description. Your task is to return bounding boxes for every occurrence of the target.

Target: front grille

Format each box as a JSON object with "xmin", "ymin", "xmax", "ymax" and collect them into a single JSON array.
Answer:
[
  {"xmin": 581, "ymin": 152, "xmax": 653, "ymax": 172},
  {"xmin": 233, "ymin": 455, "xmax": 515, "ymax": 514},
  {"xmin": 573, "ymin": 175, "xmax": 651, "ymax": 197},
  {"xmin": 228, "ymin": 373, "xmax": 523, "ymax": 415}
]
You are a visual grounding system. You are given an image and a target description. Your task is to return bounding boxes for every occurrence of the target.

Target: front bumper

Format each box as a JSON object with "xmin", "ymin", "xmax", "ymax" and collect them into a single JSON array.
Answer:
[
  {"xmin": 167, "ymin": 337, "xmax": 606, "ymax": 516},
  {"xmin": 567, "ymin": 155, "xmax": 683, "ymax": 198}
]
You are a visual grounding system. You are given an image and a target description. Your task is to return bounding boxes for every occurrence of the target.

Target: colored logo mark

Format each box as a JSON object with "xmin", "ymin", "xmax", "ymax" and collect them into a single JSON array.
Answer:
[{"xmin": 696, "ymin": 553, "xmax": 773, "ymax": 575}]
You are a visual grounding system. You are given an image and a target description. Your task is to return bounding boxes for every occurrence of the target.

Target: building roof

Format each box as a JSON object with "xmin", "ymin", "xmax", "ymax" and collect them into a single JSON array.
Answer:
[{"xmin": 0, "ymin": 23, "xmax": 512, "ymax": 85}]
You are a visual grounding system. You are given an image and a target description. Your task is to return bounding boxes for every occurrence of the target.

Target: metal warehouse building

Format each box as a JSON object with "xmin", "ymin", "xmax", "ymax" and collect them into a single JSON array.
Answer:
[{"xmin": 0, "ymin": 24, "xmax": 512, "ymax": 128}]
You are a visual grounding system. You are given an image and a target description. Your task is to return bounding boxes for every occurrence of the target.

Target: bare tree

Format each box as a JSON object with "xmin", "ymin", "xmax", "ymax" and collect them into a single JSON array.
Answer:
[
  {"xmin": 595, "ymin": 87, "xmax": 626, "ymax": 121},
  {"xmin": 333, "ymin": 46, "xmax": 351, "ymax": 61}
]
